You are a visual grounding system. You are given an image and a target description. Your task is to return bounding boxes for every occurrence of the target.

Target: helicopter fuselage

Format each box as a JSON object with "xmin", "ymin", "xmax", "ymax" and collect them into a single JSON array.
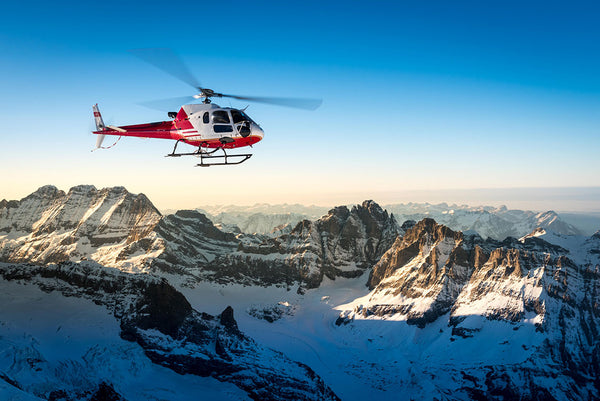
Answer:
[{"xmin": 93, "ymin": 103, "xmax": 264, "ymax": 149}]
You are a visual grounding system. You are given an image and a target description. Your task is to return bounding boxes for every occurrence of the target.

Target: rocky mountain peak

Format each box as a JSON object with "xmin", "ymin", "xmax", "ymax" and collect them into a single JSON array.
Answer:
[
  {"xmin": 351, "ymin": 215, "xmax": 595, "ymax": 339},
  {"xmin": 330, "ymin": 205, "xmax": 351, "ymax": 219},
  {"xmin": 400, "ymin": 217, "xmax": 462, "ymax": 247},
  {"xmin": 290, "ymin": 219, "xmax": 313, "ymax": 235},
  {"xmin": 356, "ymin": 199, "xmax": 387, "ymax": 221},
  {"xmin": 67, "ymin": 184, "xmax": 98, "ymax": 194},
  {"xmin": 316, "ymin": 200, "xmax": 400, "ymax": 275},
  {"xmin": 367, "ymin": 218, "xmax": 466, "ymax": 290},
  {"xmin": 0, "ymin": 199, "xmax": 18, "ymax": 209},
  {"xmin": 219, "ymin": 306, "xmax": 240, "ymax": 333},
  {"xmin": 24, "ymin": 184, "xmax": 65, "ymax": 201},
  {"xmin": 536, "ymin": 210, "xmax": 557, "ymax": 219},
  {"xmin": 158, "ymin": 210, "xmax": 235, "ymax": 243},
  {"xmin": 400, "ymin": 219, "xmax": 416, "ymax": 230}
]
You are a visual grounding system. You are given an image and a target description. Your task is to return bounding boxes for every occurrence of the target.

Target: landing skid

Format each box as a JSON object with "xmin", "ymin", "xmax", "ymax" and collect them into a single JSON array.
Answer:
[{"xmin": 165, "ymin": 139, "xmax": 252, "ymax": 167}]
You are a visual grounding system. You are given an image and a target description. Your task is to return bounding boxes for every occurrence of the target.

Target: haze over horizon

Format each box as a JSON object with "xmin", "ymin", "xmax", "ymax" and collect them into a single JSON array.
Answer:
[{"xmin": 5, "ymin": 184, "xmax": 600, "ymax": 215}]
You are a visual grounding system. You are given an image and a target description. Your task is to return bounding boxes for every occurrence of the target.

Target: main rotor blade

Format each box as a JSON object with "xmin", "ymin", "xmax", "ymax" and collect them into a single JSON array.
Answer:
[
  {"xmin": 221, "ymin": 94, "xmax": 322, "ymax": 110},
  {"xmin": 137, "ymin": 96, "xmax": 197, "ymax": 111},
  {"xmin": 129, "ymin": 48, "xmax": 201, "ymax": 89}
]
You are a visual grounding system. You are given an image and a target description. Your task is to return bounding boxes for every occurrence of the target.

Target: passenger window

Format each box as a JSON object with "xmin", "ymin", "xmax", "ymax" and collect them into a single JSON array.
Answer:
[
  {"xmin": 214, "ymin": 125, "xmax": 233, "ymax": 133},
  {"xmin": 203, "ymin": 112, "xmax": 209, "ymax": 124},
  {"xmin": 212, "ymin": 111, "xmax": 230, "ymax": 124}
]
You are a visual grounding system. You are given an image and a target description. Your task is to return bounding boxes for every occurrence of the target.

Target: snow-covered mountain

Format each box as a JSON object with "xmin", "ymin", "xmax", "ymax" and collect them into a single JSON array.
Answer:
[
  {"xmin": 206, "ymin": 211, "xmax": 314, "ymax": 235},
  {"xmin": 0, "ymin": 187, "xmax": 400, "ymax": 290},
  {"xmin": 197, "ymin": 203, "xmax": 329, "ymax": 235},
  {"xmin": 0, "ymin": 185, "xmax": 161, "ymax": 268},
  {"xmin": 384, "ymin": 202, "xmax": 583, "ymax": 240},
  {"xmin": 199, "ymin": 203, "xmax": 330, "ymax": 217},
  {"xmin": 2, "ymin": 185, "xmax": 600, "ymax": 400},
  {"xmin": 336, "ymin": 219, "xmax": 600, "ymax": 400}
]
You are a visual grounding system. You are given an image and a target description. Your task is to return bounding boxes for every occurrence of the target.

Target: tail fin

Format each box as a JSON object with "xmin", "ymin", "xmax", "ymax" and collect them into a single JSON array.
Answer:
[{"xmin": 92, "ymin": 104, "xmax": 106, "ymax": 149}]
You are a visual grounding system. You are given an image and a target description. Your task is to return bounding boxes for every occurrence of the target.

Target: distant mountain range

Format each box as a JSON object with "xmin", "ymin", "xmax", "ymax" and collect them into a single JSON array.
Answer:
[
  {"xmin": 1, "ymin": 185, "xmax": 599, "ymax": 400},
  {"xmin": 196, "ymin": 201, "xmax": 592, "ymax": 239}
]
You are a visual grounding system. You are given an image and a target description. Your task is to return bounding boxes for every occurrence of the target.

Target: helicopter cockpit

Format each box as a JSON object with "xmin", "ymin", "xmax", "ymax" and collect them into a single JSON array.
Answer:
[{"xmin": 206, "ymin": 109, "xmax": 254, "ymax": 137}]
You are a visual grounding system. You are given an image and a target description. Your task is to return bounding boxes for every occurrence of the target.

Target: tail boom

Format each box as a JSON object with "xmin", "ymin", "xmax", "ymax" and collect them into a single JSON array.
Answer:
[{"xmin": 92, "ymin": 104, "xmax": 176, "ymax": 150}]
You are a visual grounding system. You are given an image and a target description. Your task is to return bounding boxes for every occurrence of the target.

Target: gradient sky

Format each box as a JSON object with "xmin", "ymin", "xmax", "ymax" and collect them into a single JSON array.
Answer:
[{"xmin": 1, "ymin": 1, "xmax": 599, "ymax": 211}]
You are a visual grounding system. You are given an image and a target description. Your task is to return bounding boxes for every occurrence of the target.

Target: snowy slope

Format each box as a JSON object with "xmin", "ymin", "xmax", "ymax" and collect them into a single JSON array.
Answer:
[
  {"xmin": 0, "ymin": 262, "xmax": 339, "ymax": 401},
  {"xmin": 0, "ymin": 271, "xmax": 248, "ymax": 401}
]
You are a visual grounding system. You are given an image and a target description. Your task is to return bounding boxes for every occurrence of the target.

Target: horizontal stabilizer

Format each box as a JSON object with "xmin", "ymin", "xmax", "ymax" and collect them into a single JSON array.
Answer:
[{"xmin": 107, "ymin": 125, "xmax": 127, "ymax": 132}]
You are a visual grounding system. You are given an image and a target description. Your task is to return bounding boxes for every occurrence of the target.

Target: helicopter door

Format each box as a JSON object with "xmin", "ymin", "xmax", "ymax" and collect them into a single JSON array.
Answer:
[{"xmin": 211, "ymin": 110, "xmax": 233, "ymax": 134}]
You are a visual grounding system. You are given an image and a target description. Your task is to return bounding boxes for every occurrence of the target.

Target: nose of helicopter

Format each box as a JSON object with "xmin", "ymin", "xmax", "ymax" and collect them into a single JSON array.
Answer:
[{"xmin": 251, "ymin": 123, "xmax": 264, "ymax": 141}]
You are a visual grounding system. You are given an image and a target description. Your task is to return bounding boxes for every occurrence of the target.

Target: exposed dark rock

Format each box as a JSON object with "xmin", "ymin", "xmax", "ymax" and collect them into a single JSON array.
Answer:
[
  {"xmin": 130, "ymin": 279, "xmax": 192, "ymax": 337},
  {"xmin": 220, "ymin": 306, "xmax": 239, "ymax": 332},
  {"xmin": 90, "ymin": 382, "xmax": 126, "ymax": 401},
  {"xmin": 400, "ymin": 219, "xmax": 416, "ymax": 231}
]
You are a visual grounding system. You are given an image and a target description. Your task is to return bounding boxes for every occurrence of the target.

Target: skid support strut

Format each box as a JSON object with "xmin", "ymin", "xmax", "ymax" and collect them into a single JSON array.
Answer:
[
  {"xmin": 165, "ymin": 141, "xmax": 251, "ymax": 166},
  {"xmin": 196, "ymin": 147, "xmax": 252, "ymax": 167}
]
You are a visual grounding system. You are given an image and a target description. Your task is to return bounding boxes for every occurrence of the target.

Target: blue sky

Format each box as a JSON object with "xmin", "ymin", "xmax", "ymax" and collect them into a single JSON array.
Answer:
[{"xmin": 1, "ymin": 1, "xmax": 599, "ymax": 211}]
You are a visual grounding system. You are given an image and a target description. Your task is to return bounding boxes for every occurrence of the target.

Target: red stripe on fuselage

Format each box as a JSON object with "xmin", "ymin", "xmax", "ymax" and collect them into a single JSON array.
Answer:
[{"xmin": 184, "ymin": 135, "xmax": 263, "ymax": 149}]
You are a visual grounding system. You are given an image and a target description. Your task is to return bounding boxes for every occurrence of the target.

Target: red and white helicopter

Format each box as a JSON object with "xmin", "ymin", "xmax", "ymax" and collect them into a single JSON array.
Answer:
[{"xmin": 92, "ymin": 49, "xmax": 321, "ymax": 166}]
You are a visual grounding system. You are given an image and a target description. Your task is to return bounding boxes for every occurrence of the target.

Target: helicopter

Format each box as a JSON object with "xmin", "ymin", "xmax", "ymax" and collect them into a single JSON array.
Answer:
[{"xmin": 92, "ymin": 49, "xmax": 321, "ymax": 166}]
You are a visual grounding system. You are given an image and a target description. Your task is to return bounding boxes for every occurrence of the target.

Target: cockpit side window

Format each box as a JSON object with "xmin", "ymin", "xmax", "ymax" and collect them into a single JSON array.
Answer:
[
  {"xmin": 231, "ymin": 110, "xmax": 245, "ymax": 124},
  {"xmin": 212, "ymin": 110, "xmax": 230, "ymax": 124},
  {"xmin": 203, "ymin": 112, "xmax": 209, "ymax": 123}
]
